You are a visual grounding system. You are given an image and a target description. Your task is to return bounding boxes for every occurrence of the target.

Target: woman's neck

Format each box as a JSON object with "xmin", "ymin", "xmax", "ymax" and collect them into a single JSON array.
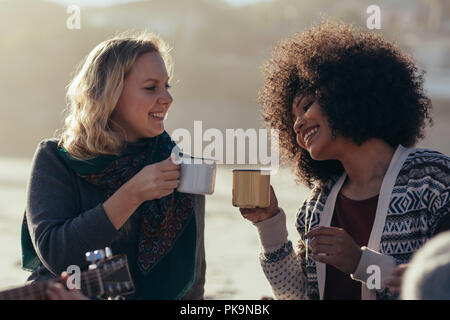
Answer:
[{"xmin": 337, "ymin": 139, "xmax": 395, "ymax": 199}]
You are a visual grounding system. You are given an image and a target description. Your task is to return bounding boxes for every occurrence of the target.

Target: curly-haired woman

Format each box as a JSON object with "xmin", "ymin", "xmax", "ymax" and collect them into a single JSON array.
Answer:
[
  {"xmin": 241, "ymin": 21, "xmax": 450, "ymax": 300},
  {"xmin": 21, "ymin": 32, "xmax": 206, "ymax": 300}
]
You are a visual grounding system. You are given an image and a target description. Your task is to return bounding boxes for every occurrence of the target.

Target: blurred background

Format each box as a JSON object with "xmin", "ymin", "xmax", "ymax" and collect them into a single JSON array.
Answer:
[{"xmin": 0, "ymin": 0, "xmax": 449, "ymax": 299}]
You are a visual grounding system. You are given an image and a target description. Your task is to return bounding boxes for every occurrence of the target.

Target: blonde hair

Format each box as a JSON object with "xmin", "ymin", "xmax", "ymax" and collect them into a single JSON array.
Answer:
[{"xmin": 58, "ymin": 31, "xmax": 172, "ymax": 159}]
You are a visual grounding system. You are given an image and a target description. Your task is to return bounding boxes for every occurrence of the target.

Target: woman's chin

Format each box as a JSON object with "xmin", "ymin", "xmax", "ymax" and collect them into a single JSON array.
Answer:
[
  {"xmin": 297, "ymin": 138, "xmax": 328, "ymax": 160},
  {"xmin": 145, "ymin": 128, "xmax": 165, "ymax": 138},
  {"xmin": 307, "ymin": 143, "xmax": 326, "ymax": 160}
]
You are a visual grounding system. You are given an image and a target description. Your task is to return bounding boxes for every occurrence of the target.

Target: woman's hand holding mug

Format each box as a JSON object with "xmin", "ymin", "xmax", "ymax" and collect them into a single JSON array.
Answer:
[
  {"xmin": 130, "ymin": 154, "xmax": 180, "ymax": 203},
  {"xmin": 103, "ymin": 155, "xmax": 180, "ymax": 230}
]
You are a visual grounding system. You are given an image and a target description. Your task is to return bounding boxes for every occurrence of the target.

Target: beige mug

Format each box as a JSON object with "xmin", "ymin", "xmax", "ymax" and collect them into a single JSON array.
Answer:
[{"xmin": 232, "ymin": 169, "xmax": 271, "ymax": 208}]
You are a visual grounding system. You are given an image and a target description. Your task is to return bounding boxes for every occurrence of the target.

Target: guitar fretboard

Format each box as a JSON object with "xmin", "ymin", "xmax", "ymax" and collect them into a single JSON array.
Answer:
[
  {"xmin": 0, "ymin": 281, "xmax": 49, "ymax": 300},
  {"xmin": 0, "ymin": 269, "xmax": 103, "ymax": 300}
]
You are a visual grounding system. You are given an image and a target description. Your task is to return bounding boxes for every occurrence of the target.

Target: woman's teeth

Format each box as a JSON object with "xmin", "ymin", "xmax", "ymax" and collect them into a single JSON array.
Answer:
[
  {"xmin": 304, "ymin": 127, "xmax": 319, "ymax": 144},
  {"xmin": 150, "ymin": 112, "xmax": 165, "ymax": 119}
]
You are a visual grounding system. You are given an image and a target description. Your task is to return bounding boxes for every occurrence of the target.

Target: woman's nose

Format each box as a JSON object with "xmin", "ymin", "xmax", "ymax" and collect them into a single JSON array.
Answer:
[
  {"xmin": 159, "ymin": 89, "xmax": 173, "ymax": 106},
  {"xmin": 293, "ymin": 116, "xmax": 304, "ymax": 134}
]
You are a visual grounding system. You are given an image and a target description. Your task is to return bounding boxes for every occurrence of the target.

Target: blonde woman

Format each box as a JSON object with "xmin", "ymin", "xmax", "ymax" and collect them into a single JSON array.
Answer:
[{"xmin": 21, "ymin": 32, "xmax": 206, "ymax": 300}]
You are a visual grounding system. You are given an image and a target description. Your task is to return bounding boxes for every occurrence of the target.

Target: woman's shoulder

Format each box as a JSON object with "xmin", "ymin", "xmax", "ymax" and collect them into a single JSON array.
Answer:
[
  {"xmin": 31, "ymin": 138, "xmax": 69, "ymax": 172},
  {"xmin": 402, "ymin": 148, "xmax": 450, "ymax": 177},
  {"xmin": 406, "ymin": 148, "xmax": 450, "ymax": 165},
  {"xmin": 34, "ymin": 138, "xmax": 60, "ymax": 155},
  {"xmin": 398, "ymin": 147, "xmax": 450, "ymax": 193}
]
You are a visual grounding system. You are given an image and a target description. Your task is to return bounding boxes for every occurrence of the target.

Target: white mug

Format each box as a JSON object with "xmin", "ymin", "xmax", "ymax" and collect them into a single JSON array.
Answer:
[{"xmin": 176, "ymin": 154, "xmax": 216, "ymax": 195}]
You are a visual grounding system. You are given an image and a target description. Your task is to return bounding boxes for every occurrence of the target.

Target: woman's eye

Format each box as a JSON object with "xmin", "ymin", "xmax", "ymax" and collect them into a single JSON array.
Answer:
[
  {"xmin": 303, "ymin": 101, "xmax": 314, "ymax": 112},
  {"xmin": 145, "ymin": 85, "xmax": 171, "ymax": 91}
]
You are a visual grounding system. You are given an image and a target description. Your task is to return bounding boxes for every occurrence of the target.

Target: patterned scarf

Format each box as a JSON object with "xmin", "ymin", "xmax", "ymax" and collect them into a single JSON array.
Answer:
[{"xmin": 21, "ymin": 131, "xmax": 197, "ymax": 299}]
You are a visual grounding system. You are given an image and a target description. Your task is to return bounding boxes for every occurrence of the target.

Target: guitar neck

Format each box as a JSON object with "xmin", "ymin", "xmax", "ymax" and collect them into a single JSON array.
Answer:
[
  {"xmin": 0, "ymin": 269, "xmax": 102, "ymax": 300},
  {"xmin": 0, "ymin": 281, "xmax": 49, "ymax": 300}
]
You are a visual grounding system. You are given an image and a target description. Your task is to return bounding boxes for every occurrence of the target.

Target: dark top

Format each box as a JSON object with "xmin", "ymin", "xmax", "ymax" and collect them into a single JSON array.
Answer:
[
  {"xmin": 25, "ymin": 139, "xmax": 206, "ymax": 299},
  {"xmin": 324, "ymin": 192, "xmax": 379, "ymax": 300},
  {"xmin": 324, "ymin": 190, "xmax": 450, "ymax": 300}
]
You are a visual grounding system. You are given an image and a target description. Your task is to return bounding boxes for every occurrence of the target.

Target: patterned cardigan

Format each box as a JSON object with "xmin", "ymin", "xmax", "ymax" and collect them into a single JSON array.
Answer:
[{"xmin": 255, "ymin": 147, "xmax": 450, "ymax": 300}]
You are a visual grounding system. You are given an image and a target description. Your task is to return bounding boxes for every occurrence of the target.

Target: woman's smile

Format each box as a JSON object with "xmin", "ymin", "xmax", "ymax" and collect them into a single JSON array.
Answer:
[
  {"xmin": 301, "ymin": 125, "xmax": 320, "ymax": 148},
  {"xmin": 148, "ymin": 111, "xmax": 167, "ymax": 121},
  {"xmin": 292, "ymin": 96, "xmax": 340, "ymax": 161}
]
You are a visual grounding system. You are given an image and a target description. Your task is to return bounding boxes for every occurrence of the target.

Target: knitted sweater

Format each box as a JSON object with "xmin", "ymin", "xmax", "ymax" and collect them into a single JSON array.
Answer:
[
  {"xmin": 254, "ymin": 146, "xmax": 450, "ymax": 300},
  {"xmin": 25, "ymin": 139, "xmax": 206, "ymax": 299}
]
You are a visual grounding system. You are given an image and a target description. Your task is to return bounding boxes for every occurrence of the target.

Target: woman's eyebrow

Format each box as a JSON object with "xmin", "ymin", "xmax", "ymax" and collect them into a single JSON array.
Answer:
[
  {"xmin": 142, "ymin": 76, "xmax": 170, "ymax": 84},
  {"xmin": 299, "ymin": 95, "xmax": 315, "ymax": 107},
  {"xmin": 295, "ymin": 95, "xmax": 305, "ymax": 108},
  {"xmin": 142, "ymin": 78, "xmax": 159, "ymax": 83}
]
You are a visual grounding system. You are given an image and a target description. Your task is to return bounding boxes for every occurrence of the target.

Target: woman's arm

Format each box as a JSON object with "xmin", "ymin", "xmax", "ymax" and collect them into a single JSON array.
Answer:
[
  {"xmin": 254, "ymin": 209, "xmax": 309, "ymax": 300},
  {"xmin": 27, "ymin": 141, "xmax": 120, "ymax": 276},
  {"xmin": 102, "ymin": 156, "xmax": 180, "ymax": 230},
  {"xmin": 27, "ymin": 141, "xmax": 181, "ymax": 276},
  {"xmin": 241, "ymin": 187, "xmax": 309, "ymax": 299}
]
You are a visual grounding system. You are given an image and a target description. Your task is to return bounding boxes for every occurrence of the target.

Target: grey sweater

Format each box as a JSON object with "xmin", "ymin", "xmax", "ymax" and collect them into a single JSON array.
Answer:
[{"xmin": 25, "ymin": 139, "xmax": 206, "ymax": 299}]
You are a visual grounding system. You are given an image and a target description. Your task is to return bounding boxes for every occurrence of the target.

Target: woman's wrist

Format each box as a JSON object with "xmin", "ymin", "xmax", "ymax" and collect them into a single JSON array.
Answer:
[
  {"xmin": 122, "ymin": 178, "xmax": 144, "ymax": 207},
  {"xmin": 254, "ymin": 208, "xmax": 289, "ymax": 252},
  {"xmin": 103, "ymin": 180, "xmax": 143, "ymax": 230}
]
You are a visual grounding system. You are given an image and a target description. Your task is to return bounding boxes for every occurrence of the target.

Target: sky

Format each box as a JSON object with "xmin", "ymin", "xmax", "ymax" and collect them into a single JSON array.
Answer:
[{"xmin": 46, "ymin": 0, "xmax": 267, "ymax": 7}]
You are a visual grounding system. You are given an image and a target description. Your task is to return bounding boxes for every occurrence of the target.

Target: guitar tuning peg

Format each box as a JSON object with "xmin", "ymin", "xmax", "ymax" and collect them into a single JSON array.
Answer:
[
  {"xmin": 93, "ymin": 249, "xmax": 106, "ymax": 261},
  {"xmin": 85, "ymin": 251, "xmax": 96, "ymax": 264},
  {"xmin": 105, "ymin": 247, "xmax": 113, "ymax": 258},
  {"xmin": 85, "ymin": 249, "xmax": 107, "ymax": 265}
]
